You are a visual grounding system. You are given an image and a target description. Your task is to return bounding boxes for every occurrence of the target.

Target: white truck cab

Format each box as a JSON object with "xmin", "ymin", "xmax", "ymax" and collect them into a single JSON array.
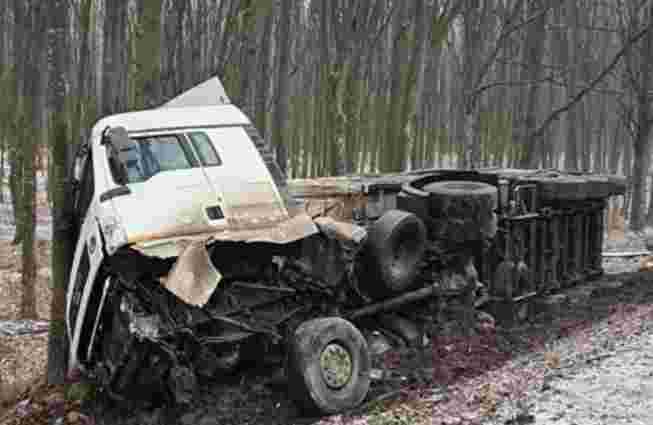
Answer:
[
  {"xmin": 63, "ymin": 77, "xmax": 462, "ymax": 415},
  {"xmin": 65, "ymin": 78, "xmax": 314, "ymax": 372}
]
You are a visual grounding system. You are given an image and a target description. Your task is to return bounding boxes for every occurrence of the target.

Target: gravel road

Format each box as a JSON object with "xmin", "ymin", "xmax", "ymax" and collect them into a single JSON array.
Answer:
[{"xmin": 478, "ymin": 258, "xmax": 653, "ymax": 425}]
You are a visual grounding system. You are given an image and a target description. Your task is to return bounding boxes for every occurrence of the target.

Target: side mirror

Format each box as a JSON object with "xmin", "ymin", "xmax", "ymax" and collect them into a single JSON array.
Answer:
[{"xmin": 103, "ymin": 126, "xmax": 136, "ymax": 186}]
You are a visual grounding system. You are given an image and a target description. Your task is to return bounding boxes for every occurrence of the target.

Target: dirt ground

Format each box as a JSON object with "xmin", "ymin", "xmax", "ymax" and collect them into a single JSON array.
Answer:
[
  {"xmin": 0, "ymin": 239, "xmax": 51, "ymax": 415},
  {"xmin": 0, "ymin": 174, "xmax": 53, "ymax": 411},
  {"xmin": 0, "ymin": 241, "xmax": 52, "ymax": 321}
]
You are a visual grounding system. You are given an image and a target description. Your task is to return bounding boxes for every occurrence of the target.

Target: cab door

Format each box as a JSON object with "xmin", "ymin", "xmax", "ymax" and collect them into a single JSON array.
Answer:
[
  {"xmin": 65, "ymin": 147, "xmax": 105, "ymax": 369},
  {"xmin": 187, "ymin": 127, "xmax": 288, "ymax": 228}
]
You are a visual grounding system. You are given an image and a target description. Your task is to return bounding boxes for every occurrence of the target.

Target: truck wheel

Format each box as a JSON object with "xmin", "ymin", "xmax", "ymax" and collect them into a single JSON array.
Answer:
[
  {"xmin": 423, "ymin": 180, "xmax": 498, "ymax": 242},
  {"xmin": 530, "ymin": 175, "xmax": 588, "ymax": 202},
  {"xmin": 287, "ymin": 317, "xmax": 371, "ymax": 415},
  {"xmin": 359, "ymin": 210, "xmax": 427, "ymax": 298}
]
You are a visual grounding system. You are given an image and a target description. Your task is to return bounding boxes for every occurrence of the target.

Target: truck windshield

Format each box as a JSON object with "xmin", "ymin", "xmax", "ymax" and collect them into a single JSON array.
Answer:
[{"xmin": 113, "ymin": 134, "xmax": 197, "ymax": 183}]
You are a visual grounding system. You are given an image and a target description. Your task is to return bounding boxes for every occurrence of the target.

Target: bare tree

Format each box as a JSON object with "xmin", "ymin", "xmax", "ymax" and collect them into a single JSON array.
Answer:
[
  {"xmin": 47, "ymin": 0, "xmax": 73, "ymax": 384},
  {"xmin": 272, "ymin": 0, "xmax": 292, "ymax": 174},
  {"xmin": 621, "ymin": 0, "xmax": 653, "ymax": 229},
  {"xmin": 102, "ymin": 0, "xmax": 129, "ymax": 114}
]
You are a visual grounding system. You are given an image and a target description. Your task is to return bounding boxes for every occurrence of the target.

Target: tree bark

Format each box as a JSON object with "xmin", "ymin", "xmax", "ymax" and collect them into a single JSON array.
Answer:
[
  {"xmin": 102, "ymin": 0, "xmax": 129, "ymax": 114},
  {"xmin": 48, "ymin": 0, "xmax": 74, "ymax": 384},
  {"xmin": 384, "ymin": 0, "xmax": 407, "ymax": 172},
  {"xmin": 519, "ymin": 0, "xmax": 547, "ymax": 168},
  {"xmin": 255, "ymin": 2, "xmax": 274, "ymax": 137},
  {"xmin": 564, "ymin": 0, "xmax": 580, "ymax": 170},
  {"xmin": 20, "ymin": 0, "xmax": 47, "ymax": 320},
  {"xmin": 133, "ymin": 0, "xmax": 162, "ymax": 108},
  {"xmin": 271, "ymin": 0, "xmax": 292, "ymax": 175},
  {"xmin": 462, "ymin": 4, "xmax": 481, "ymax": 169},
  {"xmin": 633, "ymin": 3, "xmax": 653, "ymax": 228}
]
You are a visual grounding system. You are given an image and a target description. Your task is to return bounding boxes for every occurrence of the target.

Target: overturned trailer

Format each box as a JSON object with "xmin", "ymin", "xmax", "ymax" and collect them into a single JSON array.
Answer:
[{"xmin": 65, "ymin": 78, "xmax": 626, "ymax": 415}]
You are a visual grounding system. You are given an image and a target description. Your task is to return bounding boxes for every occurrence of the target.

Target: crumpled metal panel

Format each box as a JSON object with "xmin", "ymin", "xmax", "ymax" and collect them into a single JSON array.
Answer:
[
  {"xmin": 131, "ymin": 213, "xmax": 319, "ymax": 258},
  {"xmin": 161, "ymin": 76, "xmax": 231, "ymax": 108},
  {"xmin": 211, "ymin": 213, "xmax": 319, "ymax": 244},
  {"xmin": 161, "ymin": 240, "xmax": 222, "ymax": 307}
]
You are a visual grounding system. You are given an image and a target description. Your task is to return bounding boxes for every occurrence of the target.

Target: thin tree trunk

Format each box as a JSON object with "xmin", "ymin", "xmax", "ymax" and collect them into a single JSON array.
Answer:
[
  {"xmin": 271, "ymin": 0, "xmax": 291, "ymax": 175},
  {"xmin": 384, "ymin": 0, "xmax": 407, "ymax": 172},
  {"xmin": 520, "ymin": 0, "xmax": 547, "ymax": 168},
  {"xmin": 462, "ymin": 4, "xmax": 483, "ymax": 169},
  {"xmin": 564, "ymin": 0, "xmax": 580, "ymax": 170},
  {"xmin": 255, "ymin": 3, "xmax": 274, "ymax": 137},
  {"xmin": 135, "ymin": 0, "xmax": 162, "ymax": 107},
  {"xmin": 102, "ymin": 0, "xmax": 129, "ymax": 114},
  {"xmin": 20, "ymin": 0, "xmax": 45, "ymax": 320},
  {"xmin": 48, "ymin": 0, "xmax": 74, "ymax": 385}
]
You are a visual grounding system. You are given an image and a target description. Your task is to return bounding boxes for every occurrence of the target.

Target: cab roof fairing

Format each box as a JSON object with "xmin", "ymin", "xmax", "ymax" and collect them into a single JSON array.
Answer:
[{"xmin": 89, "ymin": 104, "xmax": 253, "ymax": 143}]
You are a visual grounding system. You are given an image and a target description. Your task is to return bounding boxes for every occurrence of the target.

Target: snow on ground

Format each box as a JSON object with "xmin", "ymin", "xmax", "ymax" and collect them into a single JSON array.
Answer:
[{"xmin": 0, "ymin": 176, "xmax": 52, "ymax": 242}]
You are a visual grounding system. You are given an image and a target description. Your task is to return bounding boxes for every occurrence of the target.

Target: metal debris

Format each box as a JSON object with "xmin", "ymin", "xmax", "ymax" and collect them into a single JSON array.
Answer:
[{"xmin": 162, "ymin": 240, "xmax": 222, "ymax": 307}]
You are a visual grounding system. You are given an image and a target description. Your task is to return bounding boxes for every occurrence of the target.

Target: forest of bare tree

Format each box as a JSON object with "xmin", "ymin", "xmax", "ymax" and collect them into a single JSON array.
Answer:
[{"xmin": 0, "ymin": 0, "xmax": 651, "ymax": 383}]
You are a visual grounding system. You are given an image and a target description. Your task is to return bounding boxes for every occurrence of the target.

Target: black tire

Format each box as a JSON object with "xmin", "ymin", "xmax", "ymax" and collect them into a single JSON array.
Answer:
[
  {"xmin": 396, "ymin": 189, "xmax": 430, "ymax": 223},
  {"xmin": 359, "ymin": 210, "xmax": 427, "ymax": 299},
  {"xmin": 530, "ymin": 175, "xmax": 589, "ymax": 202},
  {"xmin": 422, "ymin": 180, "xmax": 498, "ymax": 242},
  {"xmin": 287, "ymin": 317, "xmax": 371, "ymax": 415}
]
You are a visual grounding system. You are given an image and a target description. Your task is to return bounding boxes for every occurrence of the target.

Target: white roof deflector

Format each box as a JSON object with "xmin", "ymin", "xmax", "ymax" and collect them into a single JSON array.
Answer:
[{"xmin": 162, "ymin": 77, "xmax": 231, "ymax": 109}]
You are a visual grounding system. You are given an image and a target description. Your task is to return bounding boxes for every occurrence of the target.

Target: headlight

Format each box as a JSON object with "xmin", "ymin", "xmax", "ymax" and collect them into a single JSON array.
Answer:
[{"xmin": 99, "ymin": 215, "xmax": 128, "ymax": 255}]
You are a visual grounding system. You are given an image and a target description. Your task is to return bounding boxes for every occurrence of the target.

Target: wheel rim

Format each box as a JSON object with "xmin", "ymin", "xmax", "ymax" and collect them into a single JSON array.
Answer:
[{"xmin": 319, "ymin": 343, "xmax": 353, "ymax": 389}]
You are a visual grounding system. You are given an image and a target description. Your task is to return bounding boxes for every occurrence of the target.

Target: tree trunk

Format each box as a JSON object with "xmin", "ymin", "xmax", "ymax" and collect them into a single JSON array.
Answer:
[
  {"xmin": 10, "ymin": 0, "xmax": 25, "ymax": 245},
  {"xmin": 630, "ymin": 122, "xmax": 652, "ymax": 230},
  {"xmin": 8, "ymin": 144, "xmax": 22, "ymax": 244},
  {"xmin": 519, "ymin": 0, "xmax": 547, "ymax": 168},
  {"xmin": 402, "ymin": 0, "xmax": 428, "ymax": 171},
  {"xmin": 102, "ymin": 0, "xmax": 129, "ymax": 114},
  {"xmin": 271, "ymin": 0, "xmax": 291, "ymax": 175},
  {"xmin": 47, "ymin": 0, "xmax": 74, "ymax": 385},
  {"xmin": 134, "ymin": 0, "xmax": 162, "ymax": 108},
  {"xmin": 564, "ymin": 0, "xmax": 580, "ymax": 170},
  {"xmin": 384, "ymin": 0, "xmax": 407, "ymax": 172},
  {"xmin": 255, "ymin": 3, "xmax": 274, "ymax": 137},
  {"xmin": 637, "ymin": 3, "xmax": 653, "ymax": 228},
  {"xmin": 462, "ymin": 4, "xmax": 483, "ymax": 169},
  {"xmin": 23, "ymin": 0, "xmax": 47, "ymax": 319}
]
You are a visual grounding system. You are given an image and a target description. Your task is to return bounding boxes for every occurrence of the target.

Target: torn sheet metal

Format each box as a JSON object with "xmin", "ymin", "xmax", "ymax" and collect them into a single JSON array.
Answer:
[
  {"xmin": 210, "ymin": 213, "xmax": 319, "ymax": 244},
  {"xmin": 161, "ymin": 240, "xmax": 222, "ymax": 307},
  {"xmin": 132, "ymin": 213, "xmax": 319, "ymax": 258}
]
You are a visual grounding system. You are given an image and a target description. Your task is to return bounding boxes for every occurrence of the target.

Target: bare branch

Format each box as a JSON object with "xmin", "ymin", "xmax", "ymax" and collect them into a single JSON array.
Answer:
[
  {"xmin": 470, "ymin": 76, "xmax": 561, "ymax": 98},
  {"xmin": 470, "ymin": 0, "xmax": 563, "ymax": 106},
  {"xmin": 532, "ymin": 23, "xmax": 652, "ymax": 140}
]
